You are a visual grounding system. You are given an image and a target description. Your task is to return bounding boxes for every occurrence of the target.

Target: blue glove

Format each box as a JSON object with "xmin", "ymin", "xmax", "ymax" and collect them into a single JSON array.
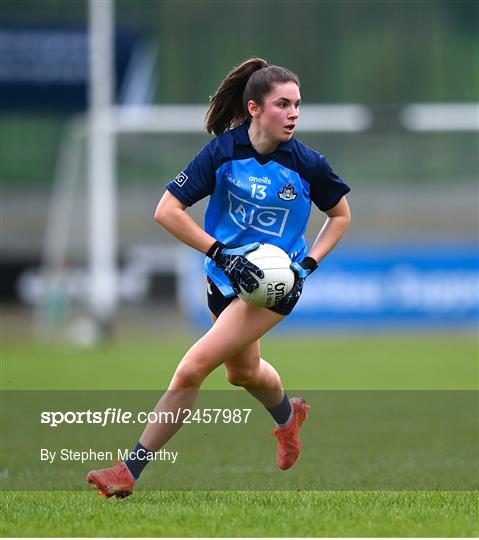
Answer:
[
  {"xmin": 290, "ymin": 257, "xmax": 318, "ymax": 279},
  {"xmin": 269, "ymin": 256, "xmax": 318, "ymax": 316},
  {"xmin": 207, "ymin": 241, "xmax": 264, "ymax": 294}
]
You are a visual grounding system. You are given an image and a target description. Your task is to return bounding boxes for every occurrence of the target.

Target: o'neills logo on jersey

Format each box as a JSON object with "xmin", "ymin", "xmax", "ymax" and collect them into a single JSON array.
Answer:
[
  {"xmin": 278, "ymin": 183, "xmax": 298, "ymax": 201},
  {"xmin": 248, "ymin": 175, "xmax": 271, "ymax": 185},
  {"xmin": 228, "ymin": 191, "xmax": 289, "ymax": 237},
  {"xmin": 173, "ymin": 171, "xmax": 188, "ymax": 187}
]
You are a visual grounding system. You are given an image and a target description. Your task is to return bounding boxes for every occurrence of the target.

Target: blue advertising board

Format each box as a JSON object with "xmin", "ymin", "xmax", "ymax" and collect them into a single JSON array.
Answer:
[
  {"xmin": 0, "ymin": 27, "xmax": 144, "ymax": 111},
  {"xmin": 178, "ymin": 244, "xmax": 478, "ymax": 332}
]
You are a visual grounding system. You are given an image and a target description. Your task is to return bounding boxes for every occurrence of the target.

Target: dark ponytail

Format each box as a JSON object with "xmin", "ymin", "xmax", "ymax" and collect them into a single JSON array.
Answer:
[{"xmin": 205, "ymin": 58, "xmax": 300, "ymax": 136}]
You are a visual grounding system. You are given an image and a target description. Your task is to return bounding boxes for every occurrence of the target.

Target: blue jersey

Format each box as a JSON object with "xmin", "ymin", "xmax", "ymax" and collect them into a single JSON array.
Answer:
[{"xmin": 166, "ymin": 121, "xmax": 350, "ymax": 297}]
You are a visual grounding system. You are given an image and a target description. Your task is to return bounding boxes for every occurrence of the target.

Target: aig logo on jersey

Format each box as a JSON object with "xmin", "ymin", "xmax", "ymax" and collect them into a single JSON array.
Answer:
[
  {"xmin": 174, "ymin": 171, "xmax": 188, "ymax": 187},
  {"xmin": 228, "ymin": 191, "xmax": 289, "ymax": 237}
]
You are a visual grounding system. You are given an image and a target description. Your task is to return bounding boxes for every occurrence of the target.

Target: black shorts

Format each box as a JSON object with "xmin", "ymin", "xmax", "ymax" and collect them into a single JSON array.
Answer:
[
  {"xmin": 206, "ymin": 277, "xmax": 294, "ymax": 318},
  {"xmin": 207, "ymin": 277, "xmax": 236, "ymax": 318}
]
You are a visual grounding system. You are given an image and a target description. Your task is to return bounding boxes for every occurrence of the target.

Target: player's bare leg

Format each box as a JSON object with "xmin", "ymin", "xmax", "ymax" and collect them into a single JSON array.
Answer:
[
  {"xmin": 138, "ymin": 299, "xmax": 284, "ymax": 451},
  {"xmin": 87, "ymin": 299, "xmax": 283, "ymax": 497},
  {"xmin": 219, "ymin": 312, "xmax": 310, "ymax": 470},
  {"xmin": 214, "ymin": 317, "xmax": 284, "ymax": 407}
]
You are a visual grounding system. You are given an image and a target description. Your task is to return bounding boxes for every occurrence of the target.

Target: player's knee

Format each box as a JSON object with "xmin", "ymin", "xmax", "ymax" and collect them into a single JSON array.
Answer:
[
  {"xmin": 173, "ymin": 362, "xmax": 207, "ymax": 388},
  {"xmin": 226, "ymin": 365, "xmax": 259, "ymax": 387}
]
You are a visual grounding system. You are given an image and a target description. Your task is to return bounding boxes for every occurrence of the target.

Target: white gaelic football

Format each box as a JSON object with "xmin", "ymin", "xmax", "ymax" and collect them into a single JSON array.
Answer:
[{"xmin": 238, "ymin": 244, "xmax": 295, "ymax": 308}]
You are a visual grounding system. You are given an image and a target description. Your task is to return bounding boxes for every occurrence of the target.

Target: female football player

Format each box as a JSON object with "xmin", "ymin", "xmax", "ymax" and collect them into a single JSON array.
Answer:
[{"xmin": 87, "ymin": 58, "xmax": 351, "ymax": 498}]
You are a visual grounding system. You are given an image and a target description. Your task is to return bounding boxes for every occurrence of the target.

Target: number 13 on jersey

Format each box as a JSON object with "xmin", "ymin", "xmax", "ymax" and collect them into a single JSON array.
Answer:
[{"xmin": 251, "ymin": 184, "xmax": 267, "ymax": 200}]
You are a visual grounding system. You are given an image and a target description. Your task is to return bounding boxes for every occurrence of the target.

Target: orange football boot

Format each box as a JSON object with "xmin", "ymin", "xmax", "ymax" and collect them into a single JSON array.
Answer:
[
  {"xmin": 86, "ymin": 461, "xmax": 135, "ymax": 499},
  {"xmin": 272, "ymin": 397, "xmax": 310, "ymax": 470}
]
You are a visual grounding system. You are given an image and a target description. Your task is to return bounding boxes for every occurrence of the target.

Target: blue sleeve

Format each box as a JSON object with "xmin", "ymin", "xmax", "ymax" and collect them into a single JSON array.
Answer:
[
  {"xmin": 310, "ymin": 155, "xmax": 351, "ymax": 211},
  {"xmin": 165, "ymin": 143, "xmax": 215, "ymax": 206}
]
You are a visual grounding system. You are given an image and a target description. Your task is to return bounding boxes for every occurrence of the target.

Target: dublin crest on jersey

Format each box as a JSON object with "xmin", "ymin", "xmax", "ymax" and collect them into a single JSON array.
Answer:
[{"xmin": 278, "ymin": 183, "xmax": 298, "ymax": 201}]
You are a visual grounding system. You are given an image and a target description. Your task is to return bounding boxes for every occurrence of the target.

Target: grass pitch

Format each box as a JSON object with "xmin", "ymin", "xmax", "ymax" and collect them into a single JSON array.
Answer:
[
  {"xmin": 3, "ymin": 334, "xmax": 476, "ymax": 390},
  {"xmin": 1, "ymin": 491, "xmax": 478, "ymax": 537},
  {"xmin": 1, "ymin": 334, "xmax": 478, "ymax": 537}
]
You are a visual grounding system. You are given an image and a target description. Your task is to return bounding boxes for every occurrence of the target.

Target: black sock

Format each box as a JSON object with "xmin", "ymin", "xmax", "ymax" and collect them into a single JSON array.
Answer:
[
  {"xmin": 124, "ymin": 442, "xmax": 151, "ymax": 479},
  {"xmin": 266, "ymin": 392, "xmax": 292, "ymax": 426}
]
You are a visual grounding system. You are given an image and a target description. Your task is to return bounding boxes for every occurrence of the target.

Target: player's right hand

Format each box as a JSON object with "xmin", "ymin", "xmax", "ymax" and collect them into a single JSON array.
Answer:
[{"xmin": 207, "ymin": 241, "xmax": 264, "ymax": 294}]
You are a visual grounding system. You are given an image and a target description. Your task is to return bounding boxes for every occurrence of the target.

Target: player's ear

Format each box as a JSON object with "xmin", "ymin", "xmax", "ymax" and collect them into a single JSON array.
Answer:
[{"xmin": 247, "ymin": 100, "xmax": 262, "ymax": 118}]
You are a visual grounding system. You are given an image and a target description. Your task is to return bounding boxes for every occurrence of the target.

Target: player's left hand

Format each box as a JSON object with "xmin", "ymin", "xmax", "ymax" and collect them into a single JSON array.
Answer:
[
  {"xmin": 269, "ymin": 257, "xmax": 318, "ymax": 316},
  {"xmin": 290, "ymin": 257, "xmax": 318, "ymax": 279}
]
